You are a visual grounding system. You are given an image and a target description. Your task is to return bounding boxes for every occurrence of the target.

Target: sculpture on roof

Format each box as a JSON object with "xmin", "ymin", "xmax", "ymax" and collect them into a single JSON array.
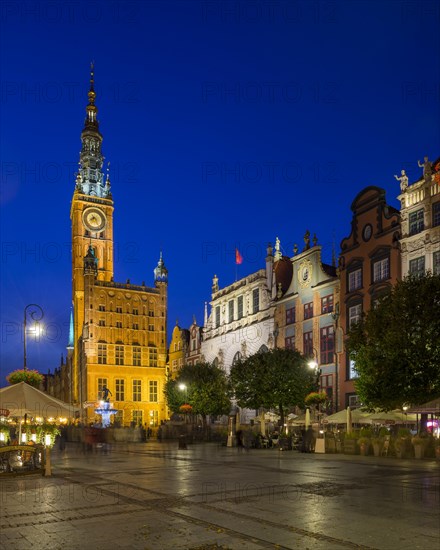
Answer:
[
  {"xmin": 303, "ymin": 230, "xmax": 310, "ymax": 251},
  {"xmin": 418, "ymin": 156, "xmax": 432, "ymax": 183},
  {"xmin": 394, "ymin": 169, "xmax": 408, "ymax": 193}
]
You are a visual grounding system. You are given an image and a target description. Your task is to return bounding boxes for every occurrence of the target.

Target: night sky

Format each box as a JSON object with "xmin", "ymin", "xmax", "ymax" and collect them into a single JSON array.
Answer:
[{"xmin": 1, "ymin": 0, "xmax": 439, "ymax": 386}]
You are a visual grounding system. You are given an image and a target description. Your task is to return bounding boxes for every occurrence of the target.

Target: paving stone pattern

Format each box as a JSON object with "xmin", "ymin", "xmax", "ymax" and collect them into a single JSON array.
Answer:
[{"xmin": 0, "ymin": 442, "xmax": 439, "ymax": 549}]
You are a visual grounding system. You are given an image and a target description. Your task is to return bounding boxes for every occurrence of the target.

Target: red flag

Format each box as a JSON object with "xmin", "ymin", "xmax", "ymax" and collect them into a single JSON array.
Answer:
[{"xmin": 235, "ymin": 248, "xmax": 243, "ymax": 265}]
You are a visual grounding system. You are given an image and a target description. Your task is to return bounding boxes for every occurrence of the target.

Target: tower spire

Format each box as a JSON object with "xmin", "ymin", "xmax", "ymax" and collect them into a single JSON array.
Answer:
[{"xmin": 76, "ymin": 63, "xmax": 111, "ymax": 198}]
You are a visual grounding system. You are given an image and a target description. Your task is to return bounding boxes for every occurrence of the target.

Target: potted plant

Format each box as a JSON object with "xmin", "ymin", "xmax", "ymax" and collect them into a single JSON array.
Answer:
[
  {"xmin": 357, "ymin": 436, "xmax": 371, "ymax": 456},
  {"xmin": 6, "ymin": 369, "xmax": 44, "ymax": 388},
  {"xmin": 371, "ymin": 436, "xmax": 383, "ymax": 457},
  {"xmin": 343, "ymin": 431, "xmax": 359, "ymax": 455},
  {"xmin": 411, "ymin": 434, "xmax": 428, "ymax": 459}
]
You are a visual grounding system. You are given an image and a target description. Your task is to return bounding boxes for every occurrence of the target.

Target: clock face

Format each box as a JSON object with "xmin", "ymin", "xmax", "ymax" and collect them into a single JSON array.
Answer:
[
  {"xmin": 363, "ymin": 224, "xmax": 372, "ymax": 242},
  {"xmin": 83, "ymin": 207, "xmax": 106, "ymax": 232}
]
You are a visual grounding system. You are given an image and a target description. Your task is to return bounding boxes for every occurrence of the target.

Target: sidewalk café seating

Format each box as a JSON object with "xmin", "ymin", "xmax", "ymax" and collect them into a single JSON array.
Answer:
[{"xmin": 0, "ymin": 443, "xmax": 44, "ymax": 474}]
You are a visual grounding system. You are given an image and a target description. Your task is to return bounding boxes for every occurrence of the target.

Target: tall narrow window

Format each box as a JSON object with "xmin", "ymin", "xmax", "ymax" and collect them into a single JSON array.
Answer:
[
  {"xmin": 373, "ymin": 258, "xmax": 389, "ymax": 282},
  {"xmin": 348, "ymin": 268, "xmax": 362, "ymax": 291},
  {"xmin": 304, "ymin": 302, "xmax": 313, "ymax": 320},
  {"xmin": 132, "ymin": 380, "xmax": 141, "ymax": 402},
  {"xmin": 215, "ymin": 306, "xmax": 220, "ymax": 328},
  {"xmin": 252, "ymin": 288, "xmax": 259, "ymax": 314},
  {"xmin": 285, "ymin": 335, "xmax": 295, "ymax": 350},
  {"xmin": 409, "ymin": 208, "xmax": 424, "ymax": 235},
  {"xmin": 409, "ymin": 256, "xmax": 425, "ymax": 277},
  {"xmin": 115, "ymin": 345, "xmax": 124, "ymax": 365},
  {"xmin": 149, "ymin": 381, "xmax": 158, "ymax": 402},
  {"xmin": 237, "ymin": 296, "xmax": 243, "ymax": 319},
  {"xmin": 115, "ymin": 379, "xmax": 125, "ymax": 401},
  {"xmin": 303, "ymin": 331, "xmax": 313, "ymax": 357},
  {"xmin": 133, "ymin": 346, "xmax": 141, "ymax": 366},
  {"xmin": 348, "ymin": 304, "xmax": 362, "ymax": 328},
  {"xmin": 98, "ymin": 344, "xmax": 107, "ymax": 364},
  {"xmin": 132, "ymin": 410, "xmax": 143, "ymax": 425},
  {"xmin": 228, "ymin": 300, "xmax": 234, "ymax": 323},
  {"xmin": 434, "ymin": 251, "xmax": 440, "ymax": 276},
  {"xmin": 149, "ymin": 347, "xmax": 158, "ymax": 367},
  {"xmin": 286, "ymin": 306, "xmax": 296, "ymax": 325},
  {"xmin": 432, "ymin": 202, "xmax": 440, "ymax": 227},
  {"xmin": 320, "ymin": 326, "xmax": 334, "ymax": 364}
]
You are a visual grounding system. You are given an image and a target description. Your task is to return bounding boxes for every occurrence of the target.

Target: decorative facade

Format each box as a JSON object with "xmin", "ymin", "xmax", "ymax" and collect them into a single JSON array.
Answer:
[
  {"xmin": 399, "ymin": 156, "xmax": 440, "ymax": 277},
  {"xmin": 48, "ymin": 68, "xmax": 169, "ymax": 427},
  {"xmin": 272, "ymin": 233, "xmax": 340, "ymax": 413},
  {"xmin": 201, "ymin": 264, "xmax": 275, "ymax": 420},
  {"xmin": 338, "ymin": 187, "xmax": 401, "ymax": 410}
]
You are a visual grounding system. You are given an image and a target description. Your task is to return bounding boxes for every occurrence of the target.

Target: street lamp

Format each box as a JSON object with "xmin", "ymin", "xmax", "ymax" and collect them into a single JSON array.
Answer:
[
  {"xmin": 307, "ymin": 348, "xmax": 320, "ymax": 390},
  {"xmin": 23, "ymin": 304, "xmax": 44, "ymax": 371}
]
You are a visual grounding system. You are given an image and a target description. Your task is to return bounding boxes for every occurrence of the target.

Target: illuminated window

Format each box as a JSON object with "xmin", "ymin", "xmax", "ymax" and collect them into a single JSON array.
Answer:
[
  {"xmin": 98, "ymin": 344, "xmax": 107, "ymax": 364},
  {"xmin": 149, "ymin": 381, "xmax": 158, "ymax": 402},
  {"xmin": 149, "ymin": 347, "xmax": 158, "ymax": 367},
  {"xmin": 115, "ymin": 345, "xmax": 124, "ymax": 365},
  {"xmin": 133, "ymin": 346, "xmax": 141, "ymax": 366},
  {"xmin": 132, "ymin": 410, "xmax": 143, "ymax": 425},
  {"xmin": 132, "ymin": 380, "xmax": 141, "ymax": 401},
  {"xmin": 115, "ymin": 379, "xmax": 125, "ymax": 401}
]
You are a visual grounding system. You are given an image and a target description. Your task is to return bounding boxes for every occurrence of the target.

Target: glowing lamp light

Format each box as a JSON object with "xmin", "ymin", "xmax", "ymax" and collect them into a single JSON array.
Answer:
[
  {"xmin": 45, "ymin": 434, "xmax": 52, "ymax": 447},
  {"xmin": 31, "ymin": 433, "xmax": 37, "ymax": 442},
  {"xmin": 48, "ymin": 417, "xmax": 54, "ymax": 423},
  {"xmin": 0, "ymin": 433, "xmax": 5, "ymax": 441},
  {"xmin": 21, "ymin": 433, "xmax": 27, "ymax": 443},
  {"xmin": 308, "ymin": 360, "xmax": 318, "ymax": 370}
]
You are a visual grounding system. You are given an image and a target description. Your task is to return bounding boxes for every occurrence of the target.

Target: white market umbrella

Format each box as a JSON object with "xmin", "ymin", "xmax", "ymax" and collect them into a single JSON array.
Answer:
[
  {"xmin": 0, "ymin": 382, "xmax": 78, "ymax": 419},
  {"xmin": 364, "ymin": 410, "xmax": 417, "ymax": 425},
  {"xmin": 346, "ymin": 406, "xmax": 352, "ymax": 434},
  {"xmin": 305, "ymin": 408, "xmax": 311, "ymax": 429}
]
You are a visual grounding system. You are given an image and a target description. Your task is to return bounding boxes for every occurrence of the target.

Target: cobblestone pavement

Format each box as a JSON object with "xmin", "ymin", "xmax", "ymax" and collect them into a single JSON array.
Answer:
[{"xmin": 0, "ymin": 442, "xmax": 439, "ymax": 550}]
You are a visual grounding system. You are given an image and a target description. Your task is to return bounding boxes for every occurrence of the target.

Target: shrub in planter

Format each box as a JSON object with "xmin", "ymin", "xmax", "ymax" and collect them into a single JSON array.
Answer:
[
  {"xmin": 411, "ymin": 434, "xmax": 429, "ymax": 459},
  {"xmin": 371, "ymin": 436, "xmax": 384, "ymax": 457},
  {"xmin": 357, "ymin": 436, "xmax": 371, "ymax": 456}
]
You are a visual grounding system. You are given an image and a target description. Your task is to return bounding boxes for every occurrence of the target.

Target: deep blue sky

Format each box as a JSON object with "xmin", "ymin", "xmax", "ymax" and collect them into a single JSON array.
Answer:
[{"xmin": 1, "ymin": 0, "xmax": 439, "ymax": 386}]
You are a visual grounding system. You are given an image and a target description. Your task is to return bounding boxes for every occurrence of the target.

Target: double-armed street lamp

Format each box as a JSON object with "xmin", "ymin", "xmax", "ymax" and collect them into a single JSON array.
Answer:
[{"xmin": 23, "ymin": 303, "xmax": 44, "ymax": 371}]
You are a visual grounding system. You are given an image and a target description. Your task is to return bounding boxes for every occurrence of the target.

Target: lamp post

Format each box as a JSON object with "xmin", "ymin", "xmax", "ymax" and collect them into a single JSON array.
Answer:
[
  {"xmin": 23, "ymin": 304, "xmax": 44, "ymax": 371},
  {"xmin": 331, "ymin": 303, "xmax": 340, "ymax": 413}
]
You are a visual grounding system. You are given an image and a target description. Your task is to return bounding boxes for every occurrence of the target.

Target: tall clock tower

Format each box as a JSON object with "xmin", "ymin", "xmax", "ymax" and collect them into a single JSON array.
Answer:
[{"xmin": 71, "ymin": 66, "xmax": 114, "ymax": 401}]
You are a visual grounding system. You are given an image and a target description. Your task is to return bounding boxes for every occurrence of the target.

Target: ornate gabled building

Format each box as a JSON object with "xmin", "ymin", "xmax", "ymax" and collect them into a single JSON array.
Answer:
[
  {"xmin": 65, "ymin": 67, "xmax": 169, "ymax": 427},
  {"xmin": 168, "ymin": 322, "xmax": 190, "ymax": 378},
  {"xmin": 201, "ymin": 263, "xmax": 275, "ymax": 420},
  {"xmin": 272, "ymin": 234, "xmax": 340, "ymax": 413},
  {"xmin": 398, "ymin": 155, "xmax": 440, "ymax": 277},
  {"xmin": 338, "ymin": 186, "xmax": 401, "ymax": 410}
]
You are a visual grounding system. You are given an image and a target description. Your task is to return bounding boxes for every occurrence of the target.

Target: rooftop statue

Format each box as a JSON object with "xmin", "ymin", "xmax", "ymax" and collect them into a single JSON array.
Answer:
[
  {"xmin": 394, "ymin": 169, "xmax": 408, "ymax": 193},
  {"xmin": 418, "ymin": 156, "xmax": 432, "ymax": 183}
]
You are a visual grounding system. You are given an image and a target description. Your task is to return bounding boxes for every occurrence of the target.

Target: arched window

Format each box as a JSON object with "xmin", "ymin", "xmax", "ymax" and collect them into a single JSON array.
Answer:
[
  {"xmin": 258, "ymin": 345, "xmax": 268, "ymax": 354},
  {"xmin": 232, "ymin": 351, "xmax": 242, "ymax": 365}
]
